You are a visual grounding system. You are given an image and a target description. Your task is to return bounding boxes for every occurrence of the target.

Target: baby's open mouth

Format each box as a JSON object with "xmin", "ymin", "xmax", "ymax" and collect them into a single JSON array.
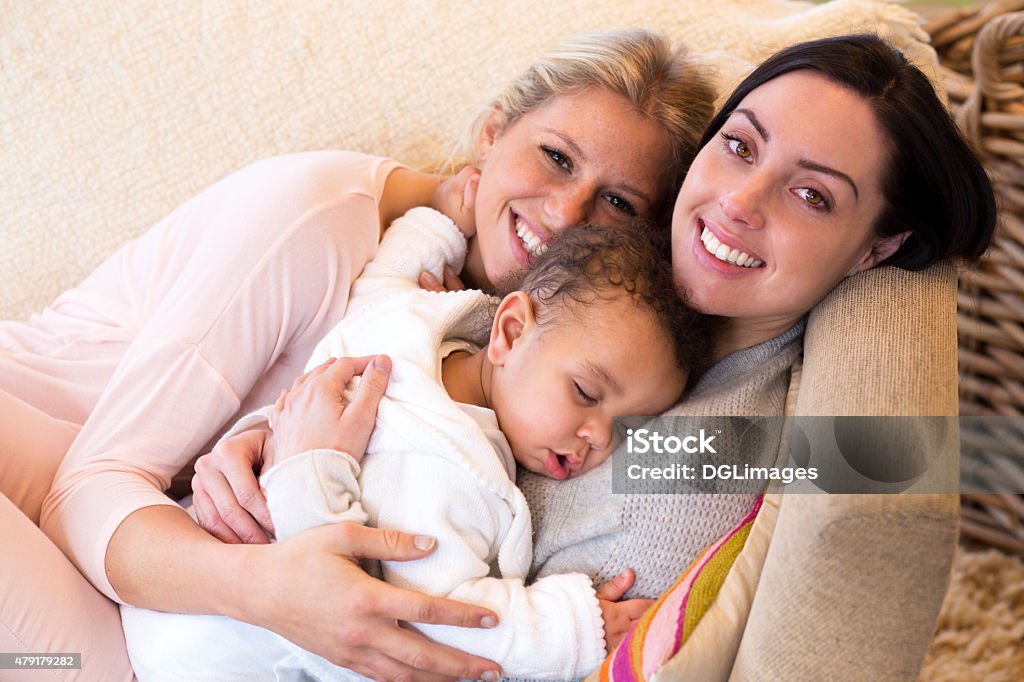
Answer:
[{"xmin": 545, "ymin": 450, "xmax": 570, "ymax": 480}]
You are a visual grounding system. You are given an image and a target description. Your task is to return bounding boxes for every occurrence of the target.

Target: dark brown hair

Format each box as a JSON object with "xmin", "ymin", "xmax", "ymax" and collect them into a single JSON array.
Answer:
[{"xmin": 701, "ymin": 34, "xmax": 996, "ymax": 269}]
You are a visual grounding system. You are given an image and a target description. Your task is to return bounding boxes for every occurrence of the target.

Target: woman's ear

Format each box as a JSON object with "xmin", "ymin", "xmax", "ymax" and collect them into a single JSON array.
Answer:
[
  {"xmin": 476, "ymin": 105, "xmax": 505, "ymax": 163},
  {"xmin": 847, "ymin": 231, "xmax": 911, "ymax": 276},
  {"xmin": 487, "ymin": 291, "xmax": 535, "ymax": 367}
]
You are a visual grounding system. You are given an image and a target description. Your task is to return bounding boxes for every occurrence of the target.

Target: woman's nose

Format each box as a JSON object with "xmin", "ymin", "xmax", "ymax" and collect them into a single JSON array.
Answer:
[
  {"xmin": 720, "ymin": 176, "xmax": 767, "ymax": 230},
  {"xmin": 544, "ymin": 183, "xmax": 590, "ymax": 231}
]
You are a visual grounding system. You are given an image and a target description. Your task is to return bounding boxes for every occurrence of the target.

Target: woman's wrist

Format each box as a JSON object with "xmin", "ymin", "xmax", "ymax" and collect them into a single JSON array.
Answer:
[
  {"xmin": 258, "ymin": 429, "xmax": 277, "ymax": 474},
  {"xmin": 106, "ymin": 506, "xmax": 262, "ymax": 614},
  {"xmin": 215, "ymin": 541, "xmax": 277, "ymax": 625}
]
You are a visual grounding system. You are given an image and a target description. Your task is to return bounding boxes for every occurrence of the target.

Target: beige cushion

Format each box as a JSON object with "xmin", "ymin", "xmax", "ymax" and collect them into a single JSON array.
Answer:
[
  {"xmin": 726, "ymin": 264, "xmax": 960, "ymax": 680},
  {"xmin": 2, "ymin": 0, "xmax": 935, "ymax": 320}
]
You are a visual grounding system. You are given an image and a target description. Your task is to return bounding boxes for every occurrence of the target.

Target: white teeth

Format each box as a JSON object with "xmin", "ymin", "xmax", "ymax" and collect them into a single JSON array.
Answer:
[
  {"xmin": 700, "ymin": 226, "xmax": 762, "ymax": 268},
  {"xmin": 515, "ymin": 217, "xmax": 548, "ymax": 258}
]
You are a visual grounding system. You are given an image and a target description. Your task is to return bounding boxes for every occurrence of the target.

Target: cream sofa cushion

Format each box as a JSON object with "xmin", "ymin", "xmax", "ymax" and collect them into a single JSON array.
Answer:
[{"xmin": 2, "ymin": 0, "xmax": 935, "ymax": 320}]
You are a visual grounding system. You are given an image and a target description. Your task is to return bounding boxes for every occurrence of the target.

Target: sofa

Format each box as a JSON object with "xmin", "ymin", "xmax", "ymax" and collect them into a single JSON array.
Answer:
[{"xmin": 1, "ymin": 1, "xmax": 958, "ymax": 679}]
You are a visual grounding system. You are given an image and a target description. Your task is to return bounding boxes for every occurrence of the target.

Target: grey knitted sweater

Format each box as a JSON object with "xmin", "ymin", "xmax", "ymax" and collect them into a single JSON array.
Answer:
[{"xmin": 517, "ymin": 320, "xmax": 805, "ymax": 601}]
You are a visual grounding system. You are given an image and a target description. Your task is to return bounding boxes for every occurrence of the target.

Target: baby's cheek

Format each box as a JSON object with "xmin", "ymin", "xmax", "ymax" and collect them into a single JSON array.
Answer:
[{"xmin": 584, "ymin": 449, "xmax": 615, "ymax": 474}]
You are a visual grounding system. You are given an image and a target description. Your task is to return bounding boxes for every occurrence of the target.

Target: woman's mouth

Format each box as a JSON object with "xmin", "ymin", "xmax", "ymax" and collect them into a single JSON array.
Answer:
[
  {"xmin": 513, "ymin": 212, "xmax": 548, "ymax": 259},
  {"xmin": 699, "ymin": 221, "xmax": 763, "ymax": 268}
]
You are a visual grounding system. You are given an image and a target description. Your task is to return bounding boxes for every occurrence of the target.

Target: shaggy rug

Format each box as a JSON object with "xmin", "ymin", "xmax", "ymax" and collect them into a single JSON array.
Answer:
[{"xmin": 920, "ymin": 547, "xmax": 1024, "ymax": 681}]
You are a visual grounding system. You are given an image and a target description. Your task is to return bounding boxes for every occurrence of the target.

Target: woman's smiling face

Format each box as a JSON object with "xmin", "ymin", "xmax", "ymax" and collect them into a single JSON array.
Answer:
[
  {"xmin": 671, "ymin": 70, "xmax": 896, "ymax": 346},
  {"xmin": 462, "ymin": 87, "xmax": 672, "ymax": 289}
]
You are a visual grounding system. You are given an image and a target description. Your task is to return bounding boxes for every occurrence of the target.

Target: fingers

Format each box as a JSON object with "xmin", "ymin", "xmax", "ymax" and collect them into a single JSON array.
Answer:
[
  {"xmin": 338, "ymin": 354, "xmax": 390, "ymax": 454},
  {"xmin": 460, "ymin": 169, "xmax": 479, "ymax": 213},
  {"xmin": 321, "ymin": 355, "xmax": 374, "ymax": 389},
  {"xmin": 418, "ymin": 271, "xmax": 446, "ymax": 293},
  {"xmin": 321, "ymin": 523, "xmax": 438, "ymax": 561},
  {"xmin": 190, "ymin": 485, "xmax": 244, "ymax": 544},
  {"xmin": 595, "ymin": 568, "xmax": 635, "ymax": 601},
  {"xmin": 441, "ymin": 266, "xmax": 466, "ymax": 292},
  {"xmin": 282, "ymin": 356, "xmax": 374, "ymax": 411},
  {"xmin": 373, "ymin": 583, "xmax": 499, "ymax": 631},
  {"xmin": 338, "ymin": 649, "xmax": 432, "ymax": 682},
  {"xmin": 191, "ymin": 432, "xmax": 273, "ymax": 544},
  {"xmin": 218, "ymin": 443, "xmax": 275, "ymax": 535},
  {"xmin": 291, "ymin": 356, "xmax": 337, "ymax": 391},
  {"xmin": 192, "ymin": 470, "xmax": 269, "ymax": 544},
  {"xmin": 368, "ymin": 624, "xmax": 501, "ymax": 682},
  {"xmin": 418, "ymin": 269, "xmax": 464, "ymax": 293},
  {"xmin": 319, "ymin": 525, "xmax": 499, "ymax": 629},
  {"xmin": 618, "ymin": 598, "xmax": 656, "ymax": 621}
]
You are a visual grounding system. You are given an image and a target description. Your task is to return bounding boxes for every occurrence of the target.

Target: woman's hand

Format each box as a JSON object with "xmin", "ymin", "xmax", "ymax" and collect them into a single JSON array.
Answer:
[
  {"xmin": 419, "ymin": 166, "xmax": 477, "ymax": 293},
  {"xmin": 191, "ymin": 425, "xmax": 276, "ymax": 544},
  {"xmin": 253, "ymin": 522, "xmax": 502, "ymax": 681},
  {"xmin": 432, "ymin": 165, "xmax": 479, "ymax": 239},
  {"xmin": 418, "ymin": 266, "xmax": 467, "ymax": 293},
  {"xmin": 191, "ymin": 354, "xmax": 391, "ymax": 544},
  {"xmin": 596, "ymin": 569, "xmax": 655, "ymax": 652},
  {"xmin": 269, "ymin": 354, "xmax": 391, "ymax": 470}
]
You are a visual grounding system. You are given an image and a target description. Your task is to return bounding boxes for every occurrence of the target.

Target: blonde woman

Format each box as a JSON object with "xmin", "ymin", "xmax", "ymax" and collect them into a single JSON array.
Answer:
[{"xmin": 0, "ymin": 30, "xmax": 713, "ymax": 681}]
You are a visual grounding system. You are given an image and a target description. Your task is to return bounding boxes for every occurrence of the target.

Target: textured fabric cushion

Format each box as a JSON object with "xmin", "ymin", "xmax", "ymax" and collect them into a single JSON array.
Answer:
[
  {"xmin": 2, "ymin": 0, "xmax": 935, "ymax": 320},
  {"xmin": 729, "ymin": 264, "xmax": 960, "ymax": 681}
]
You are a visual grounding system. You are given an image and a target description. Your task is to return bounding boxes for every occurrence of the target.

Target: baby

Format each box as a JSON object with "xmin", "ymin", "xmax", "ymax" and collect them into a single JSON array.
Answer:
[{"xmin": 121, "ymin": 190, "xmax": 709, "ymax": 680}]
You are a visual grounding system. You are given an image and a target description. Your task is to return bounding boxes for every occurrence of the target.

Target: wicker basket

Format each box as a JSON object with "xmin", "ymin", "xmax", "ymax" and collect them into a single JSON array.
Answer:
[
  {"xmin": 925, "ymin": 1, "xmax": 1024, "ymax": 557},
  {"xmin": 927, "ymin": 1, "xmax": 1024, "ymax": 417}
]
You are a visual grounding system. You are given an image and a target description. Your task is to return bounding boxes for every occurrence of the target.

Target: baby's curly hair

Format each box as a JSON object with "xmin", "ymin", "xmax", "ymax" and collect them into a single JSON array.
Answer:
[{"xmin": 498, "ymin": 225, "xmax": 715, "ymax": 379}]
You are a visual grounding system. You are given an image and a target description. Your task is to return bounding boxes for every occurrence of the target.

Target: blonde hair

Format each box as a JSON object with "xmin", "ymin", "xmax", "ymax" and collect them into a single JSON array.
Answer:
[{"xmin": 439, "ymin": 29, "xmax": 716, "ymax": 225}]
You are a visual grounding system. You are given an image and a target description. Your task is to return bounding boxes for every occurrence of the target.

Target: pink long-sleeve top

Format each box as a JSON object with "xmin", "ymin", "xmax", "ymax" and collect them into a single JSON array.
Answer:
[{"xmin": 0, "ymin": 151, "xmax": 399, "ymax": 600}]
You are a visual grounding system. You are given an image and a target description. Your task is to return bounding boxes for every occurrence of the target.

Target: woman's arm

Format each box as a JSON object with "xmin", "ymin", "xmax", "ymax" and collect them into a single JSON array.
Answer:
[
  {"xmin": 109, "ymin": 506, "xmax": 500, "ymax": 680},
  {"xmin": 379, "ymin": 167, "xmax": 445, "ymax": 235},
  {"xmin": 108, "ymin": 354, "xmax": 502, "ymax": 681},
  {"xmin": 39, "ymin": 152, "xmax": 392, "ymax": 593},
  {"xmin": 34, "ymin": 152, "xmax": 498, "ymax": 680}
]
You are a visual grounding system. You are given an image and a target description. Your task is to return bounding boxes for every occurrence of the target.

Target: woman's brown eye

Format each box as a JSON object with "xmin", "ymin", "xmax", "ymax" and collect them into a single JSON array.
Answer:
[
  {"xmin": 719, "ymin": 132, "xmax": 753, "ymax": 162},
  {"xmin": 795, "ymin": 187, "xmax": 831, "ymax": 211}
]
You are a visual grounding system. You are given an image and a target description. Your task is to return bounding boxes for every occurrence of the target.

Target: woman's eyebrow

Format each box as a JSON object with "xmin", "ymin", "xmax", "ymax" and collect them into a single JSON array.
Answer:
[
  {"xmin": 797, "ymin": 160, "xmax": 859, "ymax": 199},
  {"xmin": 733, "ymin": 108, "xmax": 859, "ymax": 200},
  {"xmin": 733, "ymin": 108, "xmax": 769, "ymax": 141}
]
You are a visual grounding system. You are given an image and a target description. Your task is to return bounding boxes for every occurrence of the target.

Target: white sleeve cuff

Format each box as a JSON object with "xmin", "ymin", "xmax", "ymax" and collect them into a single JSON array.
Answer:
[{"xmin": 260, "ymin": 449, "xmax": 369, "ymax": 541}]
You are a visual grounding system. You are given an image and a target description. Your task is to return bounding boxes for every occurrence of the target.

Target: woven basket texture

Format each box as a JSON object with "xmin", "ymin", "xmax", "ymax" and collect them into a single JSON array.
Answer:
[{"xmin": 926, "ymin": 1, "xmax": 1024, "ymax": 557}]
